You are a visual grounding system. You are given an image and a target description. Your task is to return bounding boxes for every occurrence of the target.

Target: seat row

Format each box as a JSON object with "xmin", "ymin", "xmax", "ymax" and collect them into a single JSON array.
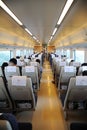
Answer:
[
  {"xmin": 0, "ymin": 75, "xmax": 36, "ymax": 112},
  {"xmin": 50, "ymin": 54, "xmax": 87, "ymax": 121}
]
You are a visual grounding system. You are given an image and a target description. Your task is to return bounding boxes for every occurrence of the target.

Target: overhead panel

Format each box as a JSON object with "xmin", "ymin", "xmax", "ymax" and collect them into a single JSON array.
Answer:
[{"xmin": 3, "ymin": 0, "xmax": 66, "ymax": 44}]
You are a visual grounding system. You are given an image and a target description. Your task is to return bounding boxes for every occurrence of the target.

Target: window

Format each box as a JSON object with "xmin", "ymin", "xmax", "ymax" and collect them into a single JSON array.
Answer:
[
  {"xmin": 10, "ymin": 50, "xmax": 13, "ymax": 58},
  {"xmin": 75, "ymin": 50, "xmax": 84, "ymax": 63},
  {"xmin": 0, "ymin": 51, "xmax": 11, "ymax": 66},
  {"xmin": 16, "ymin": 50, "xmax": 21, "ymax": 56},
  {"xmin": 66, "ymin": 50, "xmax": 70, "ymax": 58}
]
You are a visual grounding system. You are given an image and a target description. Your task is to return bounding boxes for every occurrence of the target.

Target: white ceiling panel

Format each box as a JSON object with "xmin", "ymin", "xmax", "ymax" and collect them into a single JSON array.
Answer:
[{"xmin": 3, "ymin": 0, "xmax": 66, "ymax": 43}]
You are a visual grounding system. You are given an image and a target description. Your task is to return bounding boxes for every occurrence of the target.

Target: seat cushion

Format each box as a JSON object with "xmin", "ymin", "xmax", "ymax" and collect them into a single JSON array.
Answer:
[{"xmin": 18, "ymin": 122, "xmax": 32, "ymax": 130}]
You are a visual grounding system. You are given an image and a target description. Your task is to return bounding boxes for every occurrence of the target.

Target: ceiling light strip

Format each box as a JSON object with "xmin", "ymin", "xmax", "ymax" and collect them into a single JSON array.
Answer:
[
  {"xmin": 25, "ymin": 28, "xmax": 32, "ymax": 36},
  {"xmin": 52, "ymin": 28, "xmax": 57, "ymax": 36},
  {"xmin": 57, "ymin": 0, "xmax": 74, "ymax": 25},
  {"xmin": 33, "ymin": 36, "xmax": 37, "ymax": 40},
  {"xmin": 0, "ymin": 0, "xmax": 23, "ymax": 25}
]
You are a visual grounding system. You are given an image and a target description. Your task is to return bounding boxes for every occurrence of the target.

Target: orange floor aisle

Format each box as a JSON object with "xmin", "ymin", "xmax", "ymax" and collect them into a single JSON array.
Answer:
[{"xmin": 16, "ymin": 59, "xmax": 67, "ymax": 130}]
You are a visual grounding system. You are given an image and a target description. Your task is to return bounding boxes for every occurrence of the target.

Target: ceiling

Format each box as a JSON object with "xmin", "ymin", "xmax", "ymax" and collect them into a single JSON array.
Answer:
[
  {"xmin": 2, "ymin": 0, "xmax": 66, "ymax": 44},
  {"xmin": 1, "ymin": 0, "xmax": 87, "ymax": 49},
  {"xmin": 52, "ymin": 0, "xmax": 87, "ymax": 47}
]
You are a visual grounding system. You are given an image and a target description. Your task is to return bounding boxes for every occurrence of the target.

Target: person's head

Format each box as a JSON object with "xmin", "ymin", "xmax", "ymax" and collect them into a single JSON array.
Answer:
[
  {"xmin": 36, "ymin": 59, "xmax": 40, "ymax": 64},
  {"xmin": 16, "ymin": 56, "xmax": 20, "ymax": 59},
  {"xmin": 81, "ymin": 63, "xmax": 87, "ymax": 66},
  {"xmin": 70, "ymin": 60, "xmax": 74, "ymax": 63},
  {"xmin": 20, "ymin": 57, "xmax": 24, "ymax": 61},
  {"xmin": 28, "ymin": 57, "xmax": 31, "ymax": 60},
  {"xmin": 82, "ymin": 71, "xmax": 87, "ymax": 76},
  {"xmin": 9, "ymin": 58, "xmax": 17, "ymax": 66},
  {"xmin": 2, "ymin": 62, "xmax": 8, "ymax": 70}
]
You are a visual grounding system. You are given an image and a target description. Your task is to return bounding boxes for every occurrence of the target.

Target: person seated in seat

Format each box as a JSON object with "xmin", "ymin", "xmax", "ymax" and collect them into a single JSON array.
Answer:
[
  {"xmin": 81, "ymin": 63, "xmax": 87, "ymax": 66},
  {"xmin": 82, "ymin": 70, "xmax": 87, "ymax": 76},
  {"xmin": 69, "ymin": 60, "xmax": 75, "ymax": 66},
  {"xmin": 19, "ymin": 57, "xmax": 26, "ymax": 66},
  {"xmin": 36, "ymin": 59, "xmax": 43, "ymax": 74},
  {"xmin": 9, "ymin": 58, "xmax": 17, "ymax": 66}
]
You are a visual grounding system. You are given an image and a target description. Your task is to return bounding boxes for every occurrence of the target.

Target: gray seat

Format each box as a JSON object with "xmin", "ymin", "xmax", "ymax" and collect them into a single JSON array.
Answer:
[
  {"xmin": 78, "ymin": 66, "xmax": 87, "ymax": 75},
  {"xmin": 64, "ymin": 76, "xmax": 87, "ymax": 119},
  {"xmin": 5, "ymin": 66, "xmax": 20, "ymax": 80},
  {"xmin": 0, "ymin": 120, "xmax": 12, "ymax": 130},
  {"xmin": 30, "ymin": 61, "xmax": 41, "ymax": 80},
  {"xmin": 22, "ymin": 66, "xmax": 39, "ymax": 90},
  {"xmin": 7, "ymin": 76, "xmax": 35, "ymax": 111},
  {"xmin": 58, "ymin": 66, "xmax": 76, "ymax": 90},
  {"xmin": 55, "ymin": 61, "xmax": 66, "ymax": 87},
  {"xmin": 0, "ymin": 77, "xmax": 13, "ymax": 112}
]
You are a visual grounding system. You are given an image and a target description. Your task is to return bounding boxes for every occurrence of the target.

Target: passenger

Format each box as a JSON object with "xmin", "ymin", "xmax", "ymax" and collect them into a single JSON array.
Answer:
[
  {"xmin": 36, "ymin": 59, "xmax": 43, "ymax": 77},
  {"xmin": 81, "ymin": 63, "xmax": 87, "ymax": 66},
  {"xmin": 9, "ymin": 58, "xmax": 17, "ymax": 66},
  {"xmin": 36, "ymin": 59, "xmax": 40, "ymax": 64},
  {"xmin": 19, "ymin": 57, "xmax": 26, "ymax": 66},
  {"xmin": 28, "ymin": 56, "xmax": 31, "ymax": 60},
  {"xmin": 16, "ymin": 56, "xmax": 20, "ymax": 59},
  {"xmin": 69, "ymin": 60, "xmax": 75, "ymax": 66},
  {"xmin": 82, "ymin": 71, "xmax": 87, "ymax": 76}
]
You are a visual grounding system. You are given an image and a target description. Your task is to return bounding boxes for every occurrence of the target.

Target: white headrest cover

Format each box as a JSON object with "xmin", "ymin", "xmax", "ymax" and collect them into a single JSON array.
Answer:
[
  {"xmin": 12, "ymin": 76, "xmax": 26, "ymax": 86},
  {"xmin": 59, "ymin": 62, "xmax": 66, "ymax": 66},
  {"xmin": 6, "ymin": 66, "xmax": 16, "ymax": 72},
  {"xmin": 30, "ymin": 62, "xmax": 37, "ymax": 66},
  {"xmin": 76, "ymin": 76, "xmax": 87, "ymax": 86},
  {"xmin": 25, "ymin": 66, "xmax": 35, "ymax": 72},
  {"xmin": 73, "ymin": 62, "xmax": 80, "ymax": 67},
  {"xmin": 64, "ymin": 66, "xmax": 76, "ymax": 72},
  {"xmin": 82, "ymin": 66, "xmax": 87, "ymax": 71}
]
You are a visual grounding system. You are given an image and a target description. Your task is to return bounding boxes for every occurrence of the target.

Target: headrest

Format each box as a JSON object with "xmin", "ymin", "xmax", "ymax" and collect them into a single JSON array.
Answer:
[
  {"xmin": 30, "ymin": 62, "xmax": 38, "ymax": 66},
  {"xmin": 25, "ymin": 66, "xmax": 35, "ymax": 72},
  {"xmin": 64, "ymin": 66, "xmax": 76, "ymax": 72},
  {"xmin": 24, "ymin": 59, "xmax": 29, "ymax": 63},
  {"xmin": 59, "ymin": 62, "xmax": 66, "ymax": 66},
  {"xmin": 12, "ymin": 76, "xmax": 26, "ymax": 86},
  {"xmin": 82, "ymin": 66, "xmax": 87, "ymax": 71},
  {"xmin": 76, "ymin": 76, "xmax": 87, "ymax": 86},
  {"xmin": 55, "ymin": 58, "xmax": 61, "ymax": 62},
  {"xmin": 73, "ymin": 62, "xmax": 81, "ymax": 67},
  {"xmin": 6, "ymin": 66, "xmax": 16, "ymax": 72}
]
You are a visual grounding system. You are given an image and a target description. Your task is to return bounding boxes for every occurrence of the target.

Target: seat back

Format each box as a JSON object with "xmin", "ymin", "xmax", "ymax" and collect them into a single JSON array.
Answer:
[
  {"xmin": 5, "ymin": 66, "xmax": 20, "ymax": 80},
  {"xmin": 64, "ymin": 76, "xmax": 87, "ymax": 110},
  {"xmin": 7, "ymin": 76, "xmax": 35, "ymax": 110},
  {"xmin": 0, "ymin": 120, "xmax": 12, "ymax": 130},
  {"xmin": 58, "ymin": 66, "xmax": 76, "ymax": 89},
  {"xmin": 0, "ymin": 77, "xmax": 12, "ymax": 112},
  {"xmin": 22, "ymin": 66, "xmax": 39, "ymax": 90}
]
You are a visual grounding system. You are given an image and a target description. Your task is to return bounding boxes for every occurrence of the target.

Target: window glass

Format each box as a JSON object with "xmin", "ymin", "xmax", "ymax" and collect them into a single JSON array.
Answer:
[
  {"xmin": 10, "ymin": 50, "xmax": 13, "ymax": 58},
  {"xmin": 75, "ymin": 50, "xmax": 84, "ymax": 63},
  {"xmin": 66, "ymin": 50, "xmax": 70, "ymax": 58},
  {"xmin": 16, "ymin": 50, "xmax": 21, "ymax": 56},
  {"xmin": 0, "ymin": 51, "xmax": 10, "ymax": 66}
]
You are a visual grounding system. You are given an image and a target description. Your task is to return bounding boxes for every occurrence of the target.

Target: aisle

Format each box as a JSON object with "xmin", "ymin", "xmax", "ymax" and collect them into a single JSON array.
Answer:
[{"xmin": 16, "ymin": 59, "xmax": 67, "ymax": 130}]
